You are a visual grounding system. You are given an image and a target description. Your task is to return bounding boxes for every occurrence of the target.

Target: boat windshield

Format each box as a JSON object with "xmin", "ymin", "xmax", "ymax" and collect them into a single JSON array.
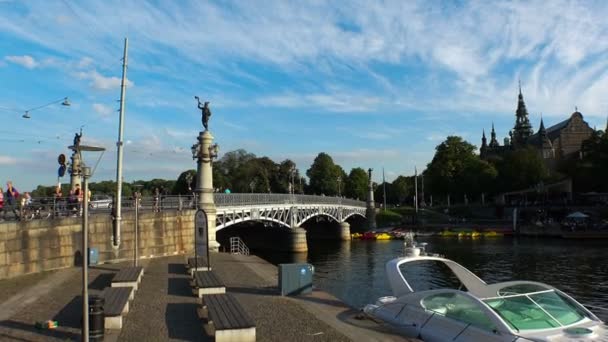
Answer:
[{"xmin": 483, "ymin": 289, "xmax": 587, "ymax": 331}]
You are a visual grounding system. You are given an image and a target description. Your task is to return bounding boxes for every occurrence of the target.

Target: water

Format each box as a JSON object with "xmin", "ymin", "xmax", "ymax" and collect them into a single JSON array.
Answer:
[{"xmin": 260, "ymin": 237, "xmax": 608, "ymax": 319}]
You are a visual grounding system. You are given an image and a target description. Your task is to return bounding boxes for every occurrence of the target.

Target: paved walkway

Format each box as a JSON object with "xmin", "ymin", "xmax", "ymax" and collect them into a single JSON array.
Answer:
[{"xmin": 0, "ymin": 253, "xmax": 417, "ymax": 341}]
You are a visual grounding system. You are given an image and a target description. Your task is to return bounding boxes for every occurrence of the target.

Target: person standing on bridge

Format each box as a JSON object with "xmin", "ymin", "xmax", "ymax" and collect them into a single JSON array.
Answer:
[
  {"xmin": 0, "ymin": 187, "xmax": 4, "ymax": 221},
  {"xmin": 5, "ymin": 181, "xmax": 20, "ymax": 220}
]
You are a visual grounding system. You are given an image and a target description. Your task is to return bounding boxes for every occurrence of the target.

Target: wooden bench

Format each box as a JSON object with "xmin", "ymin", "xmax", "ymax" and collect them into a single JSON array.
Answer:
[
  {"xmin": 199, "ymin": 294, "xmax": 256, "ymax": 342},
  {"xmin": 102, "ymin": 287, "xmax": 134, "ymax": 330},
  {"xmin": 112, "ymin": 266, "xmax": 144, "ymax": 292},
  {"xmin": 191, "ymin": 270, "xmax": 225, "ymax": 298},
  {"xmin": 187, "ymin": 256, "xmax": 211, "ymax": 276}
]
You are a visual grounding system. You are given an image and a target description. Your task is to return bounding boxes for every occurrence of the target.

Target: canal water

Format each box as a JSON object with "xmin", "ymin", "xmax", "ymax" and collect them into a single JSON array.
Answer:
[{"xmin": 260, "ymin": 237, "xmax": 608, "ymax": 319}]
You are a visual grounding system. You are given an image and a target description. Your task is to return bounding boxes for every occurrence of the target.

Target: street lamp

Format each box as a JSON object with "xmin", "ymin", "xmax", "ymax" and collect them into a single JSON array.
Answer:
[
  {"xmin": 73, "ymin": 144, "xmax": 105, "ymax": 342},
  {"xmin": 336, "ymin": 176, "xmax": 342, "ymax": 197},
  {"xmin": 132, "ymin": 184, "xmax": 143, "ymax": 267},
  {"xmin": 0, "ymin": 97, "xmax": 71, "ymax": 119}
]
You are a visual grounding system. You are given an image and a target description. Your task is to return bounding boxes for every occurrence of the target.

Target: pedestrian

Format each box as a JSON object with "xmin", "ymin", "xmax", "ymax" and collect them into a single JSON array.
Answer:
[
  {"xmin": 0, "ymin": 187, "xmax": 4, "ymax": 221},
  {"xmin": 5, "ymin": 181, "xmax": 20, "ymax": 220},
  {"xmin": 153, "ymin": 187, "xmax": 160, "ymax": 212}
]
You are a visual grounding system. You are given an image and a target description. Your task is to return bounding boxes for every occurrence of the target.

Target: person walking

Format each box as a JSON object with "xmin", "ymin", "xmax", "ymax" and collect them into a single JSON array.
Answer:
[
  {"xmin": 5, "ymin": 181, "xmax": 20, "ymax": 220},
  {"xmin": 0, "ymin": 187, "xmax": 4, "ymax": 221}
]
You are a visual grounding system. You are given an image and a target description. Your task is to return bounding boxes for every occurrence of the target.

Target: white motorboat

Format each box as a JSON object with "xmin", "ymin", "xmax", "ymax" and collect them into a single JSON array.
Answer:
[{"xmin": 364, "ymin": 242, "xmax": 607, "ymax": 341}]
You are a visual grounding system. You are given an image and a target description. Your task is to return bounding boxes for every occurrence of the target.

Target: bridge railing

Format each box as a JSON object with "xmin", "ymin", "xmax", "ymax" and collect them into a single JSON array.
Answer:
[
  {"xmin": 214, "ymin": 193, "xmax": 366, "ymax": 207},
  {"xmin": 0, "ymin": 193, "xmax": 366, "ymax": 222}
]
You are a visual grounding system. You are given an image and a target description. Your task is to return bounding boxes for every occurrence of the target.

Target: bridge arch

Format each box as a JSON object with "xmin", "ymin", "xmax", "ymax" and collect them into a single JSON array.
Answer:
[
  {"xmin": 342, "ymin": 212, "xmax": 366, "ymax": 221},
  {"xmin": 216, "ymin": 215, "xmax": 291, "ymax": 231},
  {"xmin": 297, "ymin": 212, "xmax": 340, "ymax": 227}
]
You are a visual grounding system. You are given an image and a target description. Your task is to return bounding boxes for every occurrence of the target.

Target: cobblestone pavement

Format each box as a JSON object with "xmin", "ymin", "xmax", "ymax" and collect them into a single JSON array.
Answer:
[{"xmin": 0, "ymin": 253, "xmax": 417, "ymax": 342}]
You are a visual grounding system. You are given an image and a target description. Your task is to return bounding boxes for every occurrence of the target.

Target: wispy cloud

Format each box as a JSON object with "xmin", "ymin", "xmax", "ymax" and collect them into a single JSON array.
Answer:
[
  {"xmin": 0, "ymin": 155, "xmax": 17, "ymax": 165},
  {"xmin": 74, "ymin": 70, "xmax": 133, "ymax": 91},
  {"xmin": 92, "ymin": 103, "xmax": 113, "ymax": 118},
  {"xmin": 5, "ymin": 55, "xmax": 38, "ymax": 69}
]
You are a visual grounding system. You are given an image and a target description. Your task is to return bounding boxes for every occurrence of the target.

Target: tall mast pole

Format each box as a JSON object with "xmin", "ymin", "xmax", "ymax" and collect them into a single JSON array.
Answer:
[
  {"xmin": 414, "ymin": 167, "xmax": 418, "ymax": 213},
  {"xmin": 382, "ymin": 167, "xmax": 387, "ymax": 212},
  {"xmin": 114, "ymin": 37, "xmax": 128, "ymax": 249}
]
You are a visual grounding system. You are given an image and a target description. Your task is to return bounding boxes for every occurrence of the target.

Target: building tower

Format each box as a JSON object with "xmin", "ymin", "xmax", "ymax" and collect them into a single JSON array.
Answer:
[
  {"xmin": 512, "ymin": 82, "xmax": 534, "ymax": 147},
  {"xmin": 537, "ymin": 117, "xmax": 555, "ymax": 159},
  {"xmin": 489, "ymin": 123, "xmax": 500, "ymax": 148},
  {"xmin": 480, "ymin": 129, "xmax": 487, "ymax": 158}
]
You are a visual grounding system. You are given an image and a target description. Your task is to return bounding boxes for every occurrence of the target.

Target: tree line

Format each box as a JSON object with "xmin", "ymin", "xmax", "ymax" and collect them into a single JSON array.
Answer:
[{"xmin": 31, "ymin": 129, "xmax": 607, "ymax": 204}]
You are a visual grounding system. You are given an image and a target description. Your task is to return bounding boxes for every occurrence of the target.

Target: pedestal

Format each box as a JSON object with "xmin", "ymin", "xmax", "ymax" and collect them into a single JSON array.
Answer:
[{"xmin": 196, "ymin": 130, "xmax": 220, "ymax": 252}]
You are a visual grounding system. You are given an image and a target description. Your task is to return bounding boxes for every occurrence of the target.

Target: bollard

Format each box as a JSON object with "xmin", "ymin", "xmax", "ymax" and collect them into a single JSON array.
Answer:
[{"xmin": 89, "ymin": 295, "xmax": 105, "ymax": 341}]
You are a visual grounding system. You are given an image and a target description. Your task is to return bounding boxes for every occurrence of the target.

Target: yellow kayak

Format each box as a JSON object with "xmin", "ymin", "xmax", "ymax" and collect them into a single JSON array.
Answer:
[
  {"xmin": 375, "ymin": 233, "xmax": 392, "ymax": 240},
  {"xmin": 483, "ymin": 231, "xmax": 503, "ymax": 237},
  {"xmin": 351, "ymin": 232, "xmax": 362, "ymax": 239},
  {"xmin": 439, "ymin": 230, "xmax": 458, "ymax": 237}
]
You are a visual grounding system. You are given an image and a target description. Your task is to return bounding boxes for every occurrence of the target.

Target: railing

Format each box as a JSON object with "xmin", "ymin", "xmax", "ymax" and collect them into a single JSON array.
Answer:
[
  {"xmin": 229, "ymin": 236, "xmax": 249, "ymax": 255},
  {"xmin": 0, "ymin": 193, "xmax": 367, "ymax": 222},
  {"xmin": 214, "ymin": 193, "xmax": 366, "ymax": 207}
]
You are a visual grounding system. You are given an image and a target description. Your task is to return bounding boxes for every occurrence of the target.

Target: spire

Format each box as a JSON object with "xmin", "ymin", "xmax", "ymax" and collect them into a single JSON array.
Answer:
[
  {"xmin": 489, "ymin": 122, "xmax": 499, "ymax": 147},
  {"xmin": 481, "ymin": 129, "xmax": 487, "ymax": 148},
  {"xmin": 539, "ymin": 115, "xmax": 546, "ymax": 136},
  {"xmin": 513, "ymin": 82, "xmax": 533, "ymax": 146}
]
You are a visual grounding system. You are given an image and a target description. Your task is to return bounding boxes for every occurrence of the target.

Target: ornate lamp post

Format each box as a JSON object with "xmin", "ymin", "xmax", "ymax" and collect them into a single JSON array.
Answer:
[
  {"xmin": 69, "ymin": 142, "xmax": 105, "ymax": 342},
  {"xmin": 191, "ymin": 97, "xmax": 220, "ymax": 252}
]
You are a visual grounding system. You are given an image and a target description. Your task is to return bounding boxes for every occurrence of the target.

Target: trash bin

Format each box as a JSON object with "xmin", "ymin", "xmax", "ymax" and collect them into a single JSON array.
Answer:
[
  {"xmin": 89, "ymin": 295, "xmax": 105, "ymax": 341},
  {"xmin": 278, "ymin": 263, "xmax": 314, "ymax": 296}
]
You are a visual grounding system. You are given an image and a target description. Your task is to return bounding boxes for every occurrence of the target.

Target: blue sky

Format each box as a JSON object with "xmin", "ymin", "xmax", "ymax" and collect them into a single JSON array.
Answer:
[{"xmin": 1, "ymin": 0, "xmax": 608, "ymax": 191}]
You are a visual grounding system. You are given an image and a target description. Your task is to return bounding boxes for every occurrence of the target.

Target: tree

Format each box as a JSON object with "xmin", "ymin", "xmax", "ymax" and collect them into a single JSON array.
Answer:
[
  {"xmin": 391, "ymin": 175, "xmax": 412, "ymax": 204},
  {"xmin": 496, "ymin": 147, "xmax": 548, "ymax": 191},
  {"xmin": 306, "ymin": 153, "xmax": 342, "ymax": 196},
  {"xmin": 173, "ymin": 170, "xmax": 197, "ymax": 194},
  {"xmin": 426, "ymin": 136, "xmax": 479, "ymax": 197},
  {"xmin": 345, "ymin": 167, "xmax": 368, "ymax": 200}
]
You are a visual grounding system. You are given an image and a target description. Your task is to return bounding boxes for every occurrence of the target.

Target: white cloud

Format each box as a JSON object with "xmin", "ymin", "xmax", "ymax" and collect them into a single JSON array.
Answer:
[
  {"xmin": 75, "ymin": 70, "xmax": 133, "ymax": 90},
  {"xmin": 5, "ymin": 55, "xmax": 38, "ymax": 69},
  {"xmin": 257, "ymin": 92, "xmax": 383, "ymax": 112},
  {"xmin": 0, "ymin": 155, "xmax": 17, "ymax": 165},
  {"xmin": 92, "ymin": 103, "xmax": 113, "ymax": 118}
]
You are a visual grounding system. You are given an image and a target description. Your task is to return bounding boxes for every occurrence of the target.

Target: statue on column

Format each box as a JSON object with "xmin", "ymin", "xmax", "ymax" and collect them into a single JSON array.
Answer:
[
  {"xmin": 195, "ymin": 96, "xmax": 212, "ymax": 131},
  {"xmin": 73, "ymin": 131, "xmax": 82, "ymax": 151}
]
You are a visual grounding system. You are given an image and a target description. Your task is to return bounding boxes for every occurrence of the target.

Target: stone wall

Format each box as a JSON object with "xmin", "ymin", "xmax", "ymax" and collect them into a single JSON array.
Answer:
[{"xmin": 0, "ymin": 210, "xmax": 197, "ymax": 280}]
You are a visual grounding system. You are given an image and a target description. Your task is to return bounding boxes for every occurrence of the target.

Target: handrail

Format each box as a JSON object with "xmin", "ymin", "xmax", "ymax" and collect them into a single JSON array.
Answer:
[{"xmin": 0, "ymin": 193, "xmax": 366, "ymax": 222}]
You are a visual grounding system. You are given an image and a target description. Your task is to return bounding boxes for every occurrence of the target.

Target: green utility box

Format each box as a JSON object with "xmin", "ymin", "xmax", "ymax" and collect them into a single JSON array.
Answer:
[{"xmin": 278, "ymin": 263, "xmax": 314, "ymax": 296}]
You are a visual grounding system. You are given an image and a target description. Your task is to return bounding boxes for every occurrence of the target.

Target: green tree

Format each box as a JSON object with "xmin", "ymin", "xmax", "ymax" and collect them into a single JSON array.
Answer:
[
  {"xmin": 391, "ymin": 175, "xmax": 412, "ymax": 204},
  {"xmin": 496, "ymin": 147, "xmax": 548, "ymax": 191},
  {"xmin": 345, "ymin": 167, "xmax": 368, "ymax": 200},
  {"xmin": 426, "ymin": 136, "xmax": 479, "ymax": 197},
  {"xmin": 306, "ymin": 153, "xmax": 342, "ymax": 196},
  {"xmin": 173, "ymin": 170, "xmax": 197, "ymax": 194}
]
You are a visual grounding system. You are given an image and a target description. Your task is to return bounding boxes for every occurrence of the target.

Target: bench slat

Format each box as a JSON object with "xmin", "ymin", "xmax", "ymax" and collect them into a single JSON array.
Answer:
[
  {"xmin": 193, "ymin": 270, "xmax": 224, "ymax": 288},
  {"xmin": 103, "ymin": 287, "xmax": 132, "ymax": 316},
  {"xmin": 206, "ymin": 294, "xmax": 255, "ymax": 330},
  {"xmin": 112, "ymin": 266, "xmax": 143, "ymax": 283},
  {"xmin": 187, "ymin": 257, "xmax": 209, "ymax": 269}
]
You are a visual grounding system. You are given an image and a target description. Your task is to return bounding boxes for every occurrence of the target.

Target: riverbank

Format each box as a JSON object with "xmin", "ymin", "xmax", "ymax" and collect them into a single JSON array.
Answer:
[{"xmin": 0, "ymin": 252, "xmax": 418, "ymax": 341}]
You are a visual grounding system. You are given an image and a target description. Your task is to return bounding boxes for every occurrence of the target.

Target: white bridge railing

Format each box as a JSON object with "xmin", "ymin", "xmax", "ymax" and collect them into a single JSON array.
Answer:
[{"xmin": 214, "ymin": 194, "xmax": 366, "ymax": 207}]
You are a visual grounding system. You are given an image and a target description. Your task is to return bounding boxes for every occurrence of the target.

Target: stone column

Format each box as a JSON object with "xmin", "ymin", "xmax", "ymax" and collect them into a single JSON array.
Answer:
[
  {"xmin": 195, "ymin": 130, "xmax": 220, "ymax": 252},
  {"xmin": 288, "ymin": 226, "xmax": 308, "ymax": 253},
  {"xmin": 366, "ymin": 168, "xmax": 377, "ymax": 230},
  {"xmin": 339, "ymin": 221, "xmax": 351, "ymax": 241},
  {"xmin": 69, "ymin": 151, "xmax": 82, "ymax": 190}
]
